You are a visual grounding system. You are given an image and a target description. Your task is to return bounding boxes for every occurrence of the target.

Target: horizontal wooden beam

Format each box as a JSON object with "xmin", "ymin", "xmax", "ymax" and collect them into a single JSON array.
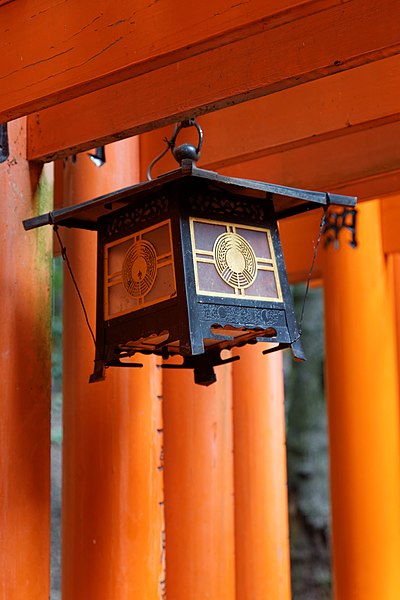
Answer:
[
  {"xmin": 28, "ymin": 0, "xmax": 400, "ymax": 162},
  {"xmin": 218, "ymin": 121, "xmax": 400, "ymax": 201},
  {"xmin": 189, "ymin": 56, "xmax": 400, "ymax": 170},
  {"xmin": 138, "ymin": 55, "xmax": 400, "ymax": 178},
  {"xmin": 0, "ymin": 0, "xmax": 341, "ymax": 122}
]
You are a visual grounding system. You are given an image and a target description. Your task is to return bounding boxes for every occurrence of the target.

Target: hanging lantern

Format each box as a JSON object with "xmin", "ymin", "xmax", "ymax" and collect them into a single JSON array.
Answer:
[{"xmin": 24, "ymin": 120, "xmax": 356, "ymax": 385}]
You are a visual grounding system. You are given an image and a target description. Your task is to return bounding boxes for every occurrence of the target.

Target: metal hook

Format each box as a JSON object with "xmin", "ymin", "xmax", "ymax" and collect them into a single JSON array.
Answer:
[
  {"xmin": 147, "ymin": 118, "xmax": 203, "ymax": 181},
  {"xmin": 88, "ymin": 146, "xmax": 106, "ymax": 167}
]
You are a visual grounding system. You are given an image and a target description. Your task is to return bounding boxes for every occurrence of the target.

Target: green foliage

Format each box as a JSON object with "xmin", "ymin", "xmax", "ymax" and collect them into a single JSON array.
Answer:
[
  {"xmin": 52, "ymin": 256, "xmax": 63, "ymax": 396},
  {"xmin": 51, "ymin": 256, "xmax": 63, "ymax": 446}
]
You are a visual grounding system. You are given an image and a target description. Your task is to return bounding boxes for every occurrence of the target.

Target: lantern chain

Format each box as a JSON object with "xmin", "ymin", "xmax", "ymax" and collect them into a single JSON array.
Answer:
[{"xmin": 51, "ymin": 217, "xmax": 97, "ymax": 350}]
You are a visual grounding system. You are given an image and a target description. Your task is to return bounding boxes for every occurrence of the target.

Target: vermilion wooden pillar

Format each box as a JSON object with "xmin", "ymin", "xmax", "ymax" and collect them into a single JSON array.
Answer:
[
  {"xmin": 0, "ymin": 119, "xmax": 52, "ymax": 599},
  {"xmin": 60, "ymin": 139, "xmax": 164, "ymax": 599},
  {"xmin": 323, "ymin": 199, "xmax": 400, "ymax": 599},
  {"xmin": 163, "ymin": 365, "xmax": 236, "ymax": 600},
  {"xmin": 388, "ymin": 253, "xmax": 400, "ymax": 383},
  {"xmin": 232, "ymin": 348, "xmax": 291, "ymax": 600}
]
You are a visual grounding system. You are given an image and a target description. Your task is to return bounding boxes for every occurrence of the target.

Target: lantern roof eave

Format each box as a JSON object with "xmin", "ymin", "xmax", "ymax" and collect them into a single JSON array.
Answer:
[{"xmin": 23, "ymin": 160, "xmax": 356, "ymax": 232}]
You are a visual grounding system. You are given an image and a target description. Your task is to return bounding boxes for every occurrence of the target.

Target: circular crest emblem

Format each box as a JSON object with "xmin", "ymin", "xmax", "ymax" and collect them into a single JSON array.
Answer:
[
  {"xmin": 213, "ymin": 232, "xmax": 257, "ymax": 289},
  {"xmin": 122, "ymin": 239, "xmax": 157, "ymax": 298}
]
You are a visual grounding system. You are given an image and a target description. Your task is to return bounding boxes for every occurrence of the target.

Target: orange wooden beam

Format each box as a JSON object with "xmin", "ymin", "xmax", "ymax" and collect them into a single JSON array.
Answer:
[
  {"xmin": 140, "ymin": 55, "xmax": 400, "ymax": 174},
  {"xmin": 322, "ymin": 200, "xmax": 400, "ymax": 598},
  {"xmin": 27, "ymin": 0, "xmax": 400, "ymax": 161},
  {"xmin": 61, "ymin": 141, "xmax": 164, "ymax": 599},
  {"xmin": 0, "ymin": 120, "xmax": 52, "ymax": 599},
  {"xmin": 0, "ymin": 0, "xmax": 343, "ymax": 122},
  {"xmin": 220, "ymin": 121, "xmax": 400, "ymax": 201}
]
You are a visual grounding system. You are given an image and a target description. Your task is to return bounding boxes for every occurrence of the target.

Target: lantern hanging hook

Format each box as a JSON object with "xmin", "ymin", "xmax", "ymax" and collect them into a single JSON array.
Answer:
[{"xmin": 147, "ymin": 118, "xmax": 203, "ymax": 181}]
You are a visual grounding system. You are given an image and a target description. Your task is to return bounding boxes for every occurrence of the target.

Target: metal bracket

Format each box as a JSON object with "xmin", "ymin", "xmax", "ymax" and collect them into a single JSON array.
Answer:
[
  {"xmin": 88, "ymin": 146, "xmax": 106, "ymax": 167},
  {"xmin": 0, "ymin": 123, "xmax": 9, "ymax": 163},
  {"xmin": 323, "ymin": 207, "xmax": 357, "ymax": 249}
]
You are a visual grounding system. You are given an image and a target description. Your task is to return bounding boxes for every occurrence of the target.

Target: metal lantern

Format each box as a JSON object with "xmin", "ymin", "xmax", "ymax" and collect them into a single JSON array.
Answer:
[{"xmin": 24, "ymin": 122, "xmax": 356, "ymax": 385}]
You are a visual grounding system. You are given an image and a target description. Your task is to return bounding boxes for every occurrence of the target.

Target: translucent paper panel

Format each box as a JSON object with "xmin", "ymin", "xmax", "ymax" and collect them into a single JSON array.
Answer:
[
  {"xmin": 104, "ymin": 219, "xmax": 176, "ymax": 319},
  {"xmin": 193, "ymin": 221, "xmax": 226, "ymax": 251},
  {"xmin": 197, "ymin": 262, "xmax": 232, "ymax": 294},
  {"xmin": 190, "ymin": 217, "xmax": 282, "ymax": 302},
  {"xmin": 145, "ymin": 264, "xmax": 175, "ymax": 303},
  {"xmin": 245, "ymin": 269, "xmax": 279, "ymax": 298},
  {"xmin": 107, "ymin": 238, "xmax": 132, "ymax": 275},
  {"xmin": 236, "ymin": 227, "xmax": 271, "ymax": 259},
  {"xmin": 108, "ymin": 281, "xmax": 137, "ymax": 315},
  {"xmin": 143, "ymin": 223, "xmax": 171, "ymax": 256}
]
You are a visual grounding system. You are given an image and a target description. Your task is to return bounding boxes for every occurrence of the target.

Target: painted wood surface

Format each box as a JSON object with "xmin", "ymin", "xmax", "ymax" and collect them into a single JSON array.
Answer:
[
  {"xmin": 323, "ymin": 200, "xmax": 400, "ymax": 599},
  {"xmin": 381, "ymin": 195, "xmax": 400, "ymax": 254},
  {"xmin": 0, "ymin": 119, "xmax": 52, "ymax": 599},
  {"xmin": 0, "ymin": 0, "xmax": 341, "ymax": 121},
  {"xmin": 221, "ymin": 121, "xmax": 400, "ymax": 202},
  {"xmin": 140, "ymin": 56, "xmax": 400, "ymax": 174},
  {"xmin": 61, "ymin": 141, "xmax": 164, "ymax": 600},
  {"xmin": 232, "ymin": 350, "xmax": 291, "ymax": 599},
  {"xmin": 163, "ymin": 364, "xmax": 236, "ymax": 599},
  {"xmin": 25, "ymin": 0, "xmax": 400, "ymax": 161}
]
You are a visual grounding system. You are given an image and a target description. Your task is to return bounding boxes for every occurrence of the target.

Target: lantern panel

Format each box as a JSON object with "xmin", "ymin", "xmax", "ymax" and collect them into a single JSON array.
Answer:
[
  {"xmin": 104, "ymin": 219, "xmax": 177, "ymax": 319},
  {"xmin": 197, "ymin": 262, "xmax": 233, "ymax": 295},
  {"xmin": 190, "ymin": 217, "xmax": 282, "ymax": 302}
]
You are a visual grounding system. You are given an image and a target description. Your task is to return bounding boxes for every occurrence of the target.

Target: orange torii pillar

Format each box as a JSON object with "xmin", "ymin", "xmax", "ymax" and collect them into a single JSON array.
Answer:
[
  {"xmin": 163, "ymin": 365, "xmax": 236, "ymax": 599},
  {"xmin": 232, "ymin": 348, "xmax": 291, "ymax": 600},
  {"xmin": 389, "ymin": 253, "xmax": 400, "ymax": 382},
  {"xmin": 60, "ymin": 139, "xmax": 164, "ymax": 600},
  {"xmin": 0, "ymin": 119, "xmax": 52, "ymax": 599},
  {"xmin": 323, "ymin": 199, "xmax": 400, "ymax": 599}
]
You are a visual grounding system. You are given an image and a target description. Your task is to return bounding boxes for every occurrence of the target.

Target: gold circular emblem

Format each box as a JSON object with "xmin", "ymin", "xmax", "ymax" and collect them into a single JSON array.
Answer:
[
  {"xmin": 122, "ymin": 239, "xmax": 157, "ymax": 298},
  {"xmin": 213, "ymin": 232, "xmax": 257, "ymax": 289}
]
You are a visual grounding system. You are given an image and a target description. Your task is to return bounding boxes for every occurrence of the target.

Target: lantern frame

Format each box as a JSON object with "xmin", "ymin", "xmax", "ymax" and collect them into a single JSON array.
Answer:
[{"xmin": 24, "ymin": 159, "xmax": 356, "ymax": 385}]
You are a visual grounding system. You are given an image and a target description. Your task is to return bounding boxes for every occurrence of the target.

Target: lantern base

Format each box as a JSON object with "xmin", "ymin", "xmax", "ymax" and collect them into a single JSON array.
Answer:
[{"xmin": 89, "ymin": 330, "xmax": 305, "ymax": 385}]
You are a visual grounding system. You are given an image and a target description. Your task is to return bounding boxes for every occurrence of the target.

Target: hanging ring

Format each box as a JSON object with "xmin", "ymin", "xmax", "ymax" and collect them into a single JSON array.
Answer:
[
  {"xmin": 147, "ymin": 118, "xmax": 203, "ymax": 180},
  {"xmin": 170, "ymin": 118, "xmax": 203, "ymax": 165}
]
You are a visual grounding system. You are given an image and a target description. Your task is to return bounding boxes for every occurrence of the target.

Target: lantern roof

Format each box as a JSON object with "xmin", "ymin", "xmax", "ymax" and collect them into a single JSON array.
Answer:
[{"xmin": 23, "ymin": 160, "xmax": 356, "ymax": 232}]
